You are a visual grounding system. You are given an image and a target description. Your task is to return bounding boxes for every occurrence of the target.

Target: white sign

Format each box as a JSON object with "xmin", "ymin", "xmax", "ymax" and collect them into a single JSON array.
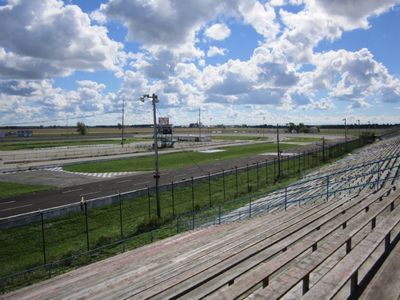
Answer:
[{"xmin": 159, "ymin": 117, "xmax": 169, "ymax": 125}]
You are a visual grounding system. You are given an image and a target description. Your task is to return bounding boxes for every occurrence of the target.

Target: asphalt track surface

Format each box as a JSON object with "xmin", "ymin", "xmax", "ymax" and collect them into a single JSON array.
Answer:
[{"xmin": 0, "ymin": 144, "xmax": 322, "ymax": 218}]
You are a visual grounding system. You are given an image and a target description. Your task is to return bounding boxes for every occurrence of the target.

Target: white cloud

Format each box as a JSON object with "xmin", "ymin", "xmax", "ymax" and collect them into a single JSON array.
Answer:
[
  {"xmin": 0, "ymin": 0, "xmax": 124, "ymax": 79},
  {"xmin": 204, "ymin": 23, "xmax": 231, "ymax": 40},
  {"xmin": 238, "ymin": 1, "xmax": 280, "ymax": 40},
  {"xmin": 310, "ymin": 0, "xmax": 400, "ymax": 30},
  {"xmin": 99, "ymin": 0, "xmax": 240, "ymax": 47},
  {"xmin": 0, "ymin": 79, "xmax": 118, "ymax": 125},
  {"xmin": 207, "ymin": 46, "xmax": 228, "ymax": 57}
]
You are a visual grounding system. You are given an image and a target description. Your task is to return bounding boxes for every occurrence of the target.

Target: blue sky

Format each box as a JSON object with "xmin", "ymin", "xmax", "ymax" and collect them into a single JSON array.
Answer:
[{"xmin": 0, "ymin": 0, "xmax": 399, "ymax": 126}]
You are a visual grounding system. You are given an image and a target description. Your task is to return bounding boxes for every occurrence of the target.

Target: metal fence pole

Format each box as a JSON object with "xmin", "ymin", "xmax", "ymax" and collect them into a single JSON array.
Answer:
[
  {"xmin": 40, "ymin": 210, "xmax": 47, "ymax": 265},
  {"xmin": 191, "ymin": 177, "xmax": 195, "ymax": 229},
  {"xmin": 222, "ymin": 170, "xmax": 226, "ymax": 201},
  {"xmin": 118, "ymin": 192, "xmax": 123, "ymax": 241},
  {"xmin": 376, "ymin": 161, "xmax": 380, "ymax": 191},
  {"xmin": 147, "ymin": 186, "xmax": 151, "ymax": 219},
  {"xmin": 171, "ymin": 181, "xmax": 175, "ymax": 216},
  {"xmin": 208, "ymin": 172, "xmax": 212, "ymax": 207},
  {"xmin": 249, "ymin": 197, "xmax": 252, "ymax": 218},
  {"xmin": 284, "ymin": 187, "xmax": 288, "ymax": 210},
  {"xmin": 326, "ymin": 176, "xmax": 329, "ymax": 201},
  {"xmin": 265, "ymin": 160, "xmax": 268, "ymax": 185},
  {"xmin": 246, "ymin": 164, "xmax": 250, "ymax": 191},
  {"xmin": 84, "ymin": 200, "xmax": 90, "ymax": 251},
  {"xmin": 256, "ymin": 162, "xmax": 259, "ymax": 190},
  {"xmin": 235, "ymin": 166, "xmax": 238, "ymax": 196},
  {"xmin": 218, "ymin": 204, "xmax": 222, "ymax": 225}
]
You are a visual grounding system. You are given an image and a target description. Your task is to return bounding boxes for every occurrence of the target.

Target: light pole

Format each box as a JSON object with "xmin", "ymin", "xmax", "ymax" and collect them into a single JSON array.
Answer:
[
  {"xmin": 140, "ymin": 93, "xmax": 161, "ymax": 218},
  {"xmin": 357, "ymin": 119, "xmax": 361, "ymax": 145}
]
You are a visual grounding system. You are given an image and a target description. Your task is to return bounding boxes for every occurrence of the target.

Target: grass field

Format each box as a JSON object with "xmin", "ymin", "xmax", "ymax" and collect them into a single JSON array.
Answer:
[
  {"xmin": 64, "ymin": 142, "xmax": 298, "ymax": 173},
  {"xmin": 0, "ymin": 182, "xmax": 53, "ymax": 199},
  {"xmin": 0, "ymin": 138, "xmax": 149, "ymax": 151}
]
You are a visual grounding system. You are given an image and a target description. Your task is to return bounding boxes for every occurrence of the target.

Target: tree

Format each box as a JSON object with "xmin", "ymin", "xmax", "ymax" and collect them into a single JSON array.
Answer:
[
  {"xmin": 76, "ymin": 122, "xmax": 87, "ymax": 135},
  {"xmin": 117, "ymin": 123, "xmax": 122, "ymax": 130}
]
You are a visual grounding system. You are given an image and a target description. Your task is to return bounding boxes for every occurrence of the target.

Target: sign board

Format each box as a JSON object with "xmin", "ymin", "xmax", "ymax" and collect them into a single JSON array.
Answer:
[{"xmin": 159, "ymin": 117, "xmax": 169, "ymax": 125}]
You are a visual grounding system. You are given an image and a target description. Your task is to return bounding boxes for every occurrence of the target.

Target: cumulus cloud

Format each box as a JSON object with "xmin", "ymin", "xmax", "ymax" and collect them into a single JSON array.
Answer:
[
  {"xmin": 207, "ymin": 46, "xmax": 228, "ymax": 57},
  {"xmin": 98, "ymin": 0, "xmax": 240, "ymax": 47},
  {"xmin": 0, "ymin": 79, "xmax": 118, "ymax": 125},
  {"xmin": 238, "ymin": 1, "xmax": 280, "ymax": 39},
  {"xmin": 204, "ymin": 23, "xmax": 231, "ymax": 40},
  {"xmin": 311, "ymin": 48, "xmax": 400, "ymax": 104},
  {"xmin": 0, "ymin": 0, "xmax": 124, "ymax": 79},
  {"xmin": 311, "ymin": 0, "xmax": 400, "ymax": 29}
]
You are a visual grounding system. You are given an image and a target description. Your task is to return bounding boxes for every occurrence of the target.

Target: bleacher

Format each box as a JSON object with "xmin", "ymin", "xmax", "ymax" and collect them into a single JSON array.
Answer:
[{"xmin": 3, "ymin": 137, "xmax": 400, "ymax": 299}]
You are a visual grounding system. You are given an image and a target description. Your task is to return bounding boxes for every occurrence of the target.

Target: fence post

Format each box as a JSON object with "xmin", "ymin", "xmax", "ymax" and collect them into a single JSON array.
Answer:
[
  {"xmin": 208, "ymin": 172, "xmax": 212, "ymax": 207},
  {"xmin": 376, "ymin": 161, "xmax": 380, "ymax": 191},
  {"xmin": 235, "ymin": 166, "xmax": 238, "ymax": 196},
  {"xmin": 218, "ymin": 204, "xmax": 222, "ymax": 224},
  {"xmin": 249, "ymin": 197, "xmax": 252, "ymax": 218},
  {"xmin": 265, "ymin": 160, "xmax": 268, "ymax": 185},
  {"xmin": 171, "ymin": 181, "xmax": 175, "ymax": 216},
  {"xmin": 256, "ymin": 162, "xmax": 259, "ymax": 190},
  {"xmin": 284, "ymin": 187, "xmax": 288, "ymax": 210},
  {"xmin": 191, "ymin": 177, "xmax": 195, "ymax": 229},
  {"xmin": 246, "ymin": 164, "xmax": 250, "ymax": 192},
  {"xmin": 118, "ymin": 192, "xmax": 124, "ymax": 248},
  {"xmin": 147, "ymin": 186, "xmax": 151, "ymax": 219},
  {"xmin": 222, "ymin": 170, "xmax": 226, "ymax": 201},
  {"xmin": 40, "ymin": 210, "xmax": 47, "ymax": 265},
  {"xmin": 298, "ymin": 153, "xmax": 301, "ymax": 173},
  {"xmin": 326, "ymin": 175, "xmax": 329, "ymax": 201},
  {"xmin": 83, "ymin": 198, "xmax": 90, "ymax": 251}
]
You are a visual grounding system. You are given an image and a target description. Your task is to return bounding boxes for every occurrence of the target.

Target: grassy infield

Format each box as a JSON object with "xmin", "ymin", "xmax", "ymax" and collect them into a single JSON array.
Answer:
[{"xmin": 0, "ymin": 137, "xmax": 348, "ymax": 292}]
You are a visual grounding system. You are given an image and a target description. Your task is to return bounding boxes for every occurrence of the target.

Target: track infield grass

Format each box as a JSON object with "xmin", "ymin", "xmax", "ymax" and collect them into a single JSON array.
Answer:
[{"xmin": 64, "ymin": 142, "xmax": 299, "ymax": 173}]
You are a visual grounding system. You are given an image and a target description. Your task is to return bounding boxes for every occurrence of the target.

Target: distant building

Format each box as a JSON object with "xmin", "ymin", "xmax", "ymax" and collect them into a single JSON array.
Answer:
[{"xmin": 309, "ymin": 127, "xmax": 319, "ymax": 133}]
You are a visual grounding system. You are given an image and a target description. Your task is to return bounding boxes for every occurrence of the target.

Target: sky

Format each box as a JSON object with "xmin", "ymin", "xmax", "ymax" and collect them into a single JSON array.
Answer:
[{"xmin": 0, "ymin": 0, "xmax": 400, "ymax": 127}]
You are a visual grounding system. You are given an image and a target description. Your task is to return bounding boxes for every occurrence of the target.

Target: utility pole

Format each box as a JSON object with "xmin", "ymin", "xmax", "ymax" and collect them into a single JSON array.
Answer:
[
  {"xmin": 276, "ymin": 123, "xmax": 281, "ymax": 178},
  {"xmin": 121, "ymin": 97, "xmax": 125, "ymax": 147},
  {"xmin": 140, "ymin": 93, "xmax": 161, "ymax": 218}
]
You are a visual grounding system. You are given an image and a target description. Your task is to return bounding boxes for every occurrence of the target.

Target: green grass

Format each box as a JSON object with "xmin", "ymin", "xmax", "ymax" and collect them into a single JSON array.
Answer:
[
  {"xmin": 0, "ymin": 138, "xmax": 149, "ymax": 151},
  {"xmin": 0, "ymin": 182, "xmax": 53, "ymax": 199},
  {"xmin": 284, "ymin": 137, "xmax": 323, "ymax": 143},
  {"xmin": 211, "ymin": 135, "xmax": 267, "ymax": 141},
  {"xmin": 64, "ymin": 142, "xmax": 298, "ymax": 173}
]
